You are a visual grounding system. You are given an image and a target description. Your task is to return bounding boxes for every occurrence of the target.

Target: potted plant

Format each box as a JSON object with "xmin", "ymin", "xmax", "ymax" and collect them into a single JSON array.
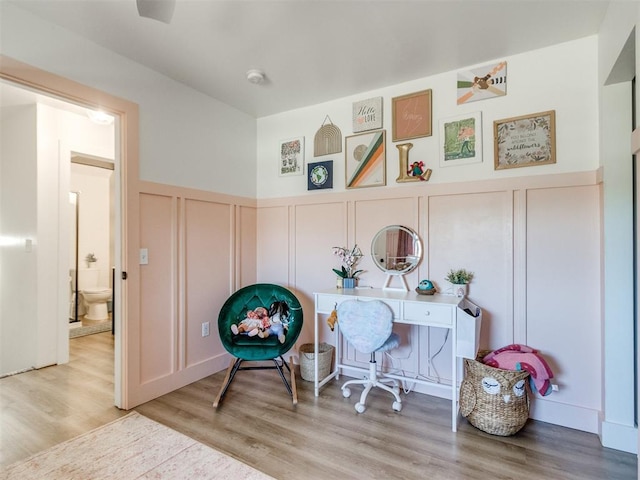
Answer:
[
  {"xmin": 332, "ymin": 245, "xmax": 363, "ymax": 288},
  {"xmin": 85, "ymin": 253, "xmax": 98, "ymax": 268},
  {"xmin": 445, "ymin": 268, "xmax": 473, "ymax": 297}
]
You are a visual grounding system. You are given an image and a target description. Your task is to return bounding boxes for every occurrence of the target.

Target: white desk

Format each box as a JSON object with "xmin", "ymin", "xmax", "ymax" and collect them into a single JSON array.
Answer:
[{"xmin": 313, "ymin": 288, "xmax": 482, "ymax": 432}]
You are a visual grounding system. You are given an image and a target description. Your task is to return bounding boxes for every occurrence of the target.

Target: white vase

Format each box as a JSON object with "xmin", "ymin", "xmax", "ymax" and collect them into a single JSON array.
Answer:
[{"xmin": 452, "ymin": 283, "xmax": 468, "ymax": 297}]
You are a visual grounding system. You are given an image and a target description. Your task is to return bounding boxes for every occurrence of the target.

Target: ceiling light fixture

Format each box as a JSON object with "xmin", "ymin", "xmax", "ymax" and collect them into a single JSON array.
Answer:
[
  {"xmin": 246, "ymin": 69, "xmax": 265, "ymax": 85},
  {"xmin": 86, "ymin": 109, "xmax": 114, "ymax": 126}
]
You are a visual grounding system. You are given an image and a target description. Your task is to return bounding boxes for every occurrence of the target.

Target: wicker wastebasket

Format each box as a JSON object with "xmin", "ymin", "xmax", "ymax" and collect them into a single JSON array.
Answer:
[
  {"xmin": 459, "ymin": 352, "xmax": 531, "ymax": 436},
  {"xmin": 299, "ymin": 343, "xmax": 334, "ymax": 382}
]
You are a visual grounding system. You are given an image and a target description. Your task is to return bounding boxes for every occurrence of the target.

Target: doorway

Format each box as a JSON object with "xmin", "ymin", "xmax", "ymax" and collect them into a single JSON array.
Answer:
[
  {"xmin": 0, "ymin": 79, "xmax": 117, "ymax": 370},
  {"xmin": 0, "ymin": 55, "xmax": 140, "ymax": 409},
  {"xmin": 69, "ymin": 155, "xmax": 116, "ymax": 339}
]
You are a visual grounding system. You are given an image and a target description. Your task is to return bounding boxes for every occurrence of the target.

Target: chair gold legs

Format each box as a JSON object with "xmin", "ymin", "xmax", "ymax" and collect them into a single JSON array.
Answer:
[{"xmin": 212, "ymin": 358, "xmax": 236, "ymax": 408}]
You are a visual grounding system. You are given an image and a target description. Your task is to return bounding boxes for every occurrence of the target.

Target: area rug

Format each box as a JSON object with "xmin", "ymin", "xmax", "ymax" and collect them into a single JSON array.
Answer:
[
  {"xmin": 2, "ymin": 412, "xmax": 274, "ymax": 480},
  {"xmin": 69, "ymin": 320, "xmax": 112, "ymax": 338}
]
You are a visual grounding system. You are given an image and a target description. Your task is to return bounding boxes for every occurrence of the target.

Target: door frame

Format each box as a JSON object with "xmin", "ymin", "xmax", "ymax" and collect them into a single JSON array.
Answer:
[{"xmin": 0, "ymin": 55, "xmax": 140, "ymax": 409}]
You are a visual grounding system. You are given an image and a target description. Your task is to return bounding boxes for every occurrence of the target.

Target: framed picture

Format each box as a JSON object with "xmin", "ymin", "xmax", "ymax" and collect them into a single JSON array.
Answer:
[
  {"xmin": 391, "ymin": 89, "xmax": 432, "ymax": 142},
  {"xmin": 307, "ymin": 160, "xmax": 333, "ymax": 190},
  {"xmin": 353, "ymin": 96, "xmax": 383, "ymax": 133},
  {"xmin": 345, "ymin": 130, "xmax": 386, "ymax": 189},
  {"xmin": 439, "ymin": 112, "xmax": 482, "ymax": 167},
  {"xmin": 457, "ymin": 61, "xmax": 507, "ymax": 105},
  {"xmin": 279, "ymin": 136, "xmax": 304, "ymax": 176},
  {"xmin": 494, "ymin": 110, "xmax": 556, "ymax": 170}
]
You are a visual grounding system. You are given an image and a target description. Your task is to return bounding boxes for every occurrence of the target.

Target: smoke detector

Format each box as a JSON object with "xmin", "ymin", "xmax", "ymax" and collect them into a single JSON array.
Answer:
[{"xmin": 246, "ymin": 69, "xmax": 265, "ymax": 85}]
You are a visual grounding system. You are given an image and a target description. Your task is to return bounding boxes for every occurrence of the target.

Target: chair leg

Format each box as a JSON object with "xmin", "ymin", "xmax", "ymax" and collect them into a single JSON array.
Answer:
[
  {"xmin": 273, "ymin": 357, "xmax": 293, "ymax": 396},
  {"xmin": 341, "ymin": 353, "xmax": 402, "ymax": 413},
  {"xmin": 213, "ymin": 358, "xmax": 242, "ymax": 408},
  {"xmin": 214, "ymin": 356, "xmax": 298, "ymax": 407},
  {"xmin": 289, "ymin": 357, "xmax": 298, "ymax": 405}
]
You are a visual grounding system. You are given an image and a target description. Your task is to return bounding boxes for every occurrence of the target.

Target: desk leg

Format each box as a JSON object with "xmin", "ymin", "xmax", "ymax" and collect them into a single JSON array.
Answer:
[
  {"xmin": 335, "ymin": 321, "xmax": 340, "ymax": 380},
  {"xmin": 451, "ymin": 329, "xmax": 458, "ymax": 432},
  {"xmin": 314, "ymin": 311, "xmax": 319, "ymax": 397}
]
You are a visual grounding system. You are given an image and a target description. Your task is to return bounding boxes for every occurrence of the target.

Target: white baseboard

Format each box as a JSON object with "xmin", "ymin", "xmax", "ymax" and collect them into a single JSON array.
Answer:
[
  {"xmin": 528, "ymin": 397, "xmax": 600, "ymax": 433},
  {"xmin": 601, "ymin": 420, "xmax": 638, "ymax": 454}
]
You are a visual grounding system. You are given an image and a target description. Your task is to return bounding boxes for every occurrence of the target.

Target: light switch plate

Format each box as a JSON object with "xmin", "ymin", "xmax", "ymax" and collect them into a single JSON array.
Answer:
[
  {"xmin": 139, "ymin": 248, "xmax": 149, "ymax": 265},
  {"xmin": 202, "ymin": 322, "xmax": 210, "ymax": 337}
]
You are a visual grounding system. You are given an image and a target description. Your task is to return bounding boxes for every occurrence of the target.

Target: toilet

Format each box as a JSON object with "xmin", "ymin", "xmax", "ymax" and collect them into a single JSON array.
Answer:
[{"xmin": 78, "ymin": 268, "xmax": 112, "ymax": 322}]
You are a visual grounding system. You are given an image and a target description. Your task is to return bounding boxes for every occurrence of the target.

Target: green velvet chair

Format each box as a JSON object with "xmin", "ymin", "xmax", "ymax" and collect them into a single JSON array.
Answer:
[{"xmin": 213, "ymin": 283, "xmax": 303, "ymax": 407}]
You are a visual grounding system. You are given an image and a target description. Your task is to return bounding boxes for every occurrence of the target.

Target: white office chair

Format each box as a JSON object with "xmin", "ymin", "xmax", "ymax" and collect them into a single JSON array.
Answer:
[{"xmin": 338, "ymin": 299, "xmax": 402, "ymax": 413}]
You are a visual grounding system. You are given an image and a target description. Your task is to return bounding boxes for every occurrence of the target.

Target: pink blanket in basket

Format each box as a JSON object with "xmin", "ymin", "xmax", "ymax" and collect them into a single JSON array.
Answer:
[{"xmin": 483, "ymin": 344, "xmax": 554, "ymax": 396}]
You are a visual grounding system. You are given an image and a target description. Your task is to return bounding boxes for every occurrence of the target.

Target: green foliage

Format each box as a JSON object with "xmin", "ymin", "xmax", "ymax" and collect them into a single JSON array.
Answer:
[
  {"xmin": 445, "ymin": 268, "xmax": 474, "ymax": 284},
  {"xmin": 332, "ymin": 266, "xmax": 363, "ymax": 279}
]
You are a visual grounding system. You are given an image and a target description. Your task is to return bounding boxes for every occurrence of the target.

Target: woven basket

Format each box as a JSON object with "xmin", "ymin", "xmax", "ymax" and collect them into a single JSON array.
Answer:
[
  {"xmin": 299, "ymin": 343, "xmax": 334, "ymax": 382},
  {"xmin": 459, "ymin": 351, "xmax": 530, "ymax": 436}
]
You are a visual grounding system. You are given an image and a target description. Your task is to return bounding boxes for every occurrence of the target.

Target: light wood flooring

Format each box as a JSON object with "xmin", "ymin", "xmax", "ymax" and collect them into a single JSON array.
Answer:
[{"xmin": 1, "ymin": 332, "xmax": 637, "ymax": 479}]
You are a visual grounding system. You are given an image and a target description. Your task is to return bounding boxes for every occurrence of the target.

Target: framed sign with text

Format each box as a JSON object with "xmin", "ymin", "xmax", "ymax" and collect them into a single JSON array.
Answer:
[
  {"xmin": 494, "ymin": 110, "xmax": 556, "ymax": 170},
  {"xmin": 392, "ymin": 89, "xmax": 432, "ymax": 142}
]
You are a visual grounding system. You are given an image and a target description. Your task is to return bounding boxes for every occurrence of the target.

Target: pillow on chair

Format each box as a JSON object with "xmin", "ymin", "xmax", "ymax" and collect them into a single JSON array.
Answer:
[{"xmin": 337, "ymin": 300, "xmax": 393, "ymax": 354}]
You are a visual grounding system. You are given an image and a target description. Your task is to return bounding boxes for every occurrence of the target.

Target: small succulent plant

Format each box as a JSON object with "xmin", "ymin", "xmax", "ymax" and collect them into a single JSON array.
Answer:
[{"xmin": 445, "ymin": 268, "xmax": 474, "ymax": 285}]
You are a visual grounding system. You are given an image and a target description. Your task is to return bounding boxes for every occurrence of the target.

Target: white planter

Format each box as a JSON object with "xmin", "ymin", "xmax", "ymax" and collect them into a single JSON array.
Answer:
[{"xmin": 452, "ymin": 283, "xmax": 468, "ymax": 297}]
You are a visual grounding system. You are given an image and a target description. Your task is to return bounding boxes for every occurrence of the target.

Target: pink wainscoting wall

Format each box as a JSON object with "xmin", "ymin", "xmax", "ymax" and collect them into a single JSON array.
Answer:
[
  {"xmin": 135, "ymin": 181, "xmax": 256, "ymax": 403},
  {"xmin": 139, "ymin": 192, "xmax": 176, "ymax": 384},
  {"xmin": 256, "ymin": 170, "xmax": 602, "ymax": 432},
  {"xmin": 132, "ymin": 169, "xmax": 600, "ymax": 431},
  {"xmin": 525, "ymin": 185, "xmax": 601, "ymax": 429}
]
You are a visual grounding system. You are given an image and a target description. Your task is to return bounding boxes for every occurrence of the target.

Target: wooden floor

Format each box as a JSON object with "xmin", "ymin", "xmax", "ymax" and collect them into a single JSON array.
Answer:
[{"xmin": 1, "ymin": 332, "xmax": 637, "ymax": 479}]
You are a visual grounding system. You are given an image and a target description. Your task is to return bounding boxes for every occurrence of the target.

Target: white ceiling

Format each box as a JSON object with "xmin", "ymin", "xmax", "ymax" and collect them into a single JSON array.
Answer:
[{"xmin": 7, "ymin": 0, "xmax": 610, "ymax": 118}]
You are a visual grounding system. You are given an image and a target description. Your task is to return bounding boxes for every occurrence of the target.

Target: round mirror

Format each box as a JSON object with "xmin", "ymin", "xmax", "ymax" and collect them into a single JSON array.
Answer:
[{"xmin": 371, "ymin": 225, "xmax": 422, "ymax": 275}]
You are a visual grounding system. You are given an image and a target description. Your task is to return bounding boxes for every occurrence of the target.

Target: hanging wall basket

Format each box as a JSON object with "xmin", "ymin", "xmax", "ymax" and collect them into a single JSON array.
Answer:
[{"xmin": 314, "ymin": 115, "xmax": 342, "ymax": 157}]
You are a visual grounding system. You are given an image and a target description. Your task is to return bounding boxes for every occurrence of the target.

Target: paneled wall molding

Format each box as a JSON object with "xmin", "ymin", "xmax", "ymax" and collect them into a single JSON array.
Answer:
[
  {"xmin": 512, "ymin": 189, "xmax": 527, "ymax": 344},
  {"xmin": 139, "ymin": 180, "xmax": 257, "ymax": 208},
  {"xmin": 135, "ymin": 181, "xmax": 256, "ymax": 406},
  {"xmin": 256, "ymin": 170, "xmax": 601, "ymax": 208},
  {"xmin": 137, "ymin": 168, "xmax": 601, "ymax": 433},
  {"xmin": 256, "ymin": 168, "xmax": 602, "ymax": 434}
]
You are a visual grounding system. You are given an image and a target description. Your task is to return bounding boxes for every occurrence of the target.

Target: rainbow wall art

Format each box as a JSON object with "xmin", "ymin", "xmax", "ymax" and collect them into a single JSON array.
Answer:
[{"xmin": 346, "ymin": 130, "xmax": 386, "ymax": 189}]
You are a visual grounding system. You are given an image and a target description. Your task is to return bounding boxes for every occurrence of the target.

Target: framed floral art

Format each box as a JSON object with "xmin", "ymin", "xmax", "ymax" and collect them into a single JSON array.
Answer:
[{"xmin": 494, "ymin": 111, "xmax": 556, "ymax": 170}]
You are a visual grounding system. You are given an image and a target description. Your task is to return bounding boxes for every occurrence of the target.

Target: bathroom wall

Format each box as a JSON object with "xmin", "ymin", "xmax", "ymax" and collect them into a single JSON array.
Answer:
[
  {"xmin": 70, "ymin": 162, "xmax": 114, "ymax": 289},
  {"xmin": 0, "ymin": 96, "xmax": 114, "ymax": 377}
]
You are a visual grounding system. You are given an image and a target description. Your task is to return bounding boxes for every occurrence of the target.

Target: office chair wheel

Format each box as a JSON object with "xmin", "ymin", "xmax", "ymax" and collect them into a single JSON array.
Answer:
[
  {"xmin": 342, "ymin": 387, "xmax": 352, "ymax": 398},
  {"xmin": 392, "ymin": 401, "xmax": 402, "ymax": 412},
  {"xmin": 355, "ymin": 402, "xmax": 366, "ymax": 413}
]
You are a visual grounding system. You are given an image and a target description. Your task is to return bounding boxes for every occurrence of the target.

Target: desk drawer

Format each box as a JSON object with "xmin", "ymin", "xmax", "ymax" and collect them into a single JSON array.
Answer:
[
  {"xmin": 316, "ymin": 294, "xmax": 400, "ymax": 318},
  {"xmin": 403, "ymin": 302, "xmax": 452, "ymax": 326},
  {"xmin": 316, "ymin": 294, "xmax": 349, "ymax": 313}
]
